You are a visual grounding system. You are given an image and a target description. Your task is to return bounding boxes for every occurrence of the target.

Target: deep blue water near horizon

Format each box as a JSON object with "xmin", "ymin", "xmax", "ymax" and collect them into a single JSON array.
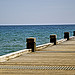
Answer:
[{"xmin": 0, "ymin": 25, "xmax": 75, "ymax": 56}]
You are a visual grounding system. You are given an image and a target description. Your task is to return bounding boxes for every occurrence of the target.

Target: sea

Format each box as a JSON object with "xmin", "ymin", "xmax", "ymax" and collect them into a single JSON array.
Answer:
[{"xmin": 0, "ymin": 25, "xmax": 75, "ymax": 56}]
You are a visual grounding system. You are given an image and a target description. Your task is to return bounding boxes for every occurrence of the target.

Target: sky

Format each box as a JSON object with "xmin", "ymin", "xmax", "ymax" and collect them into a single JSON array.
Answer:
[{"xmin": 0, "ymin": 0, "xmax": 75, "ymax": 25}]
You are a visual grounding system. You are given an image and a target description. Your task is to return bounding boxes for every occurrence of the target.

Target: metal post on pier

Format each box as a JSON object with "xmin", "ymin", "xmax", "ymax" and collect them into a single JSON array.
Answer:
[
  {"xmin": 50, "ymin": 34, "xmax": 57, "ymax": 45},
  {"xmin": 26, "ymin": 37, "xmax": 36, "ymax": 52},
  {"xmin": 73, "ymin": 31, "xmax": 75, "ymax": 36},
  {"xmin": 64, "ymin": 32, "xmax": 69, "ymax": 40}
]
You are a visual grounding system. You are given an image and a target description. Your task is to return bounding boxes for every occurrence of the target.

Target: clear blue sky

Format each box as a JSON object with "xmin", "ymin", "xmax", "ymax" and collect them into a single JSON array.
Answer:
[{"xmin": 0, "ymin": 0, "xmax": 75, "ymax": 24}]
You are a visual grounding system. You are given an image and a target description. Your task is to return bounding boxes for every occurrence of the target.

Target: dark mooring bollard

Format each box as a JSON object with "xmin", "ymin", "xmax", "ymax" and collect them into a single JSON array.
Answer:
[
  {"xmin": 73, "ymin": 31, "xmax": 75, "ymax": 36},
  {"xmin": 64, "ymin": 32, "xmax": 69, "ymax": 40},
  {"xmin": 50, "ymin": 35, "xmax": 57, "ymax": 45},
  {"xmin": 26, "ymin": 38, "xmax": 36, "ymax": 52}
]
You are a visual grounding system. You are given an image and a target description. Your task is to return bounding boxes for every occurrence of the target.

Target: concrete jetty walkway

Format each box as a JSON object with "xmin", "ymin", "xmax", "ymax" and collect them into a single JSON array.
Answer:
[{"xmin": 0, "ymin": 37, "xmax": 75, "ymax": 75}]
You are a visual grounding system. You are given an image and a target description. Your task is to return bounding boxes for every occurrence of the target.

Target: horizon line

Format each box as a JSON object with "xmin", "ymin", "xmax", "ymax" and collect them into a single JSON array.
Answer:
[{"xmin": 0, "ymin": 23, "xmax": 75, "ymax": 25}]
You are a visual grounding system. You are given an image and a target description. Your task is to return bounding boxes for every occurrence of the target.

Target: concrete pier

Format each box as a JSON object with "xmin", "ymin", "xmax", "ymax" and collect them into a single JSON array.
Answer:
[{"xmin": 0, "ymin": 36, "xmax": 75, "ymax": 75}]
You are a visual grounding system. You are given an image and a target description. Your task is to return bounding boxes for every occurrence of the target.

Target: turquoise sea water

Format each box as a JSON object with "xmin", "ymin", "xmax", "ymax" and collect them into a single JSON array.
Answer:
[{"xmin": 0, "ymin": 25, "xmax": 75, "ymax": 56}]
